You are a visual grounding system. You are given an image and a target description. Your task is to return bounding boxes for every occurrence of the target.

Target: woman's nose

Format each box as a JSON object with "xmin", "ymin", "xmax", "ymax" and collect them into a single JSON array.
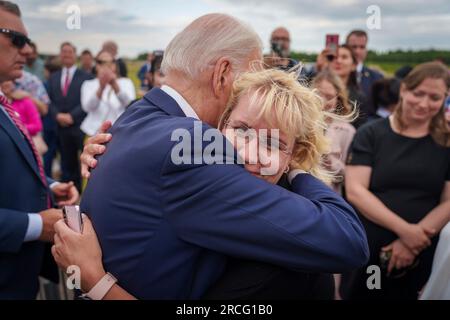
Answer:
[{"xmin": 417, "ymin": 95, "xmax": 429, "ymax": 109}]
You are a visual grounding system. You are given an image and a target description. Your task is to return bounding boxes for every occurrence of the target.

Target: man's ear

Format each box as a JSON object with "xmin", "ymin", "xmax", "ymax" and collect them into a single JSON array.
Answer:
[{"xmin": 212, "ymin": 57, "xmax": 232, "ymax": 98}]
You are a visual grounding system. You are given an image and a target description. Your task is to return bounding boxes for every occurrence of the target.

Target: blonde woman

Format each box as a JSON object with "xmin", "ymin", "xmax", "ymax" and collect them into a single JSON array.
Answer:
[
  {"xmin": 343, "ymin": 62, "xmax": 450, "ymax": 300},
  {"xmin": 52, "ymin": 68, "xmax": 362, "ymax": 300},
  {"xmin": 313, "ymin": 70, "xmax": 356, "ymax": 194}
]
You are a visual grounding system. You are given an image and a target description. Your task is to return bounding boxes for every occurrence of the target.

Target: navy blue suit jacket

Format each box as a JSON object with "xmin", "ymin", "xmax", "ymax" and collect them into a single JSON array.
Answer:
[
  {"xmin": 137, "ymin": 63, "xmax": 151, "ymax": 87},
  {"xmin": 81, "ymin": 88, "xmax": 369, "ymax": 299},
  {"xmin": 0, "ymin": 107, "xmax": 56, "ymax": 299},
  {"xmin": 48, "ymin": 68, "xmax": 92, "ymax": 135},
  {"xmin": 360, "ymin": 65, "xmax": 384, "ymax": 114}
]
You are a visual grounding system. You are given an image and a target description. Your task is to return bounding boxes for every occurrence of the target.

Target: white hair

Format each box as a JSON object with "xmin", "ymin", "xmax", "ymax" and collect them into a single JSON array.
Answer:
[{"xmin": 161, "ymin": 13, "xmax": 262, "ymax": 79}]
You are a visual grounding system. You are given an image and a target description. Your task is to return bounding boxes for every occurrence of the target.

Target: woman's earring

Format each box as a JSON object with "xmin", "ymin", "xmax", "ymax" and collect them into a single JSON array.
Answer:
[{"xmin": 284, "ymin": 166, "xmax": 290, "ymax": 174}]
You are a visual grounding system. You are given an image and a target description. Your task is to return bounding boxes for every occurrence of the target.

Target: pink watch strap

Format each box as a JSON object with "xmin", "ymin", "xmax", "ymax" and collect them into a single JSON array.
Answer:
[{"xmin": 83, "ymin": 273, "xmax": 117, "ymax": 300}]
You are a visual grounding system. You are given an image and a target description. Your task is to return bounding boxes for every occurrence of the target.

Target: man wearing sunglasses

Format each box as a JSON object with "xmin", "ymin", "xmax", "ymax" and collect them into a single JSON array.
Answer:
[{"xmin": 0, "ymin": 1, "xmax": 79, "ymax": 299}]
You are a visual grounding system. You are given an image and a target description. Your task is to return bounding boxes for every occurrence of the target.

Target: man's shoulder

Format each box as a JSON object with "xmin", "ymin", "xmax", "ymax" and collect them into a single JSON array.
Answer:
[
  {"xmin": 76, "ymin": 68, "xmax": 94, "ymax": 80},
  {"xmin": 355, "ymin": 117, "xmax": 389, "ymax": 140},
  {"xmin": 363, "ymin": 65, "xmax": 384, "ymax": 79},
  {"xmin": 49, "ymin": 70, "xmax": 61, "ymax": 82},
  {"xmin": 114, "ymin": 98, "xmax": 211, "ymax": 145}
]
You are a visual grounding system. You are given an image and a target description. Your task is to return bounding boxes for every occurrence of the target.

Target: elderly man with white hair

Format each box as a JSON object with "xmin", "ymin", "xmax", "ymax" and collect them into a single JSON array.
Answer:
[{"xmin": 51, "ymin": 13, "xmax": 369, "ymax": 300}]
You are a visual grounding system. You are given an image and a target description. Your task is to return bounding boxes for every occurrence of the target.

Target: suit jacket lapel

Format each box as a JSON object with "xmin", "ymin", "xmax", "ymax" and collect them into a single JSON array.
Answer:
[
  {"xmin": 56, "ymin": 70, "xmax": 64, "ymax": 99},
  {"xmin": 67, "ymin": 69, "xmax": 79, "ymax": 97},
  {"xmin": 0, "ymin": 110, "xmax": 44, "ymax": 185}
]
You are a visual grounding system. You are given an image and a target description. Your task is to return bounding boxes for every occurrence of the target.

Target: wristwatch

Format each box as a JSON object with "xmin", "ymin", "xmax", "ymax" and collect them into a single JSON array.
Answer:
[{"xmin": 80, "ymin": 272, "xmax": 118, "ymax": 300}]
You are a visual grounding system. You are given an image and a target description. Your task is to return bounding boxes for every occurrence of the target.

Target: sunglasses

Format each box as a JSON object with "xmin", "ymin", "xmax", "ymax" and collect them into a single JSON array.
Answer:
[
  {"xmin": 95, "ymin": 59, "xmax": 115, "ymax": 66},
  {"xmin": 0, "ymin": 28, "xmax": 31, "ymax": 49}
]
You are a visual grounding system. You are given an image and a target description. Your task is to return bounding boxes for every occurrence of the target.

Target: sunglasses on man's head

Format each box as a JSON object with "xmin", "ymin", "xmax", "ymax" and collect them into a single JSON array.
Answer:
[{"xmin": 0, "ymin": 28, "xmax": 31, "ymax": 49}]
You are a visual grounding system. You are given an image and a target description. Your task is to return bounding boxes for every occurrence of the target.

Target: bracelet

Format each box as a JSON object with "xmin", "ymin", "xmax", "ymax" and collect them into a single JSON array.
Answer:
[{"xmin": 80, "ymin": 272, "xmax": 117, "ymax": 300}]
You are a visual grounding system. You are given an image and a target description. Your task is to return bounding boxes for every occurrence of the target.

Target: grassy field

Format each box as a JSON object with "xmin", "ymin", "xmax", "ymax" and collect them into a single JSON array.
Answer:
[
  {"xmin": 126, "ymin": 60, "xmax": 144, "ymax": 96},
  {"xmin": 367, "ymin": 62, "xmax": 413, "ymax": 76}
]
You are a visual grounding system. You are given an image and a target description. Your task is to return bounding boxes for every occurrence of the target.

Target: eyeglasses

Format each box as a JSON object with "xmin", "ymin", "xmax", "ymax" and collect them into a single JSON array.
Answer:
[
  {"xmin": 224, "ymin": 120, "xmax": 292, "ymax": 156},
  {"xmin": 0, "ymin": 28, "xmax": 31, "ymax": 49}
]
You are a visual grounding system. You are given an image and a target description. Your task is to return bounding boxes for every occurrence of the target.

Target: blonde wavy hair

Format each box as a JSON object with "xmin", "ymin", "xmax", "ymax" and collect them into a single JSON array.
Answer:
[
  {"xmin": 394, "ymin": 61, "xmax": 450, "ymax": 147},
  {"xmin": 312, "ymin": 69, "xmax": 358, "ymax": 120},
  {"xmin": 218, "ymin": 68, "xmax": 334, "ymax": 184}
]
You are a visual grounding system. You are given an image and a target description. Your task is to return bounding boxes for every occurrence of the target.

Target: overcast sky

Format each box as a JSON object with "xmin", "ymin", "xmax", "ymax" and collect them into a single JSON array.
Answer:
[{"xmin": 14, "ymin": 0, "xmax": 450, "ymax": 58}]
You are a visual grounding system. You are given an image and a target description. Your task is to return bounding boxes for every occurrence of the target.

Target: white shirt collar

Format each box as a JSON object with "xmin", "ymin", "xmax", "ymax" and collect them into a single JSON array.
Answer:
[
  {"xmin": 161, "ymin": 85, "xmax": 200, "ymax": 120},
  {"xmin": 356, "ymin": 62, "xmax": 364, "ymax": 73},
  {"xmin": 376, "ymin": 107, "xmax": 392, "ymax": 118},
  {"xmin": 63, "ymin": 65, "xmax": 77, "ymax": 77}
]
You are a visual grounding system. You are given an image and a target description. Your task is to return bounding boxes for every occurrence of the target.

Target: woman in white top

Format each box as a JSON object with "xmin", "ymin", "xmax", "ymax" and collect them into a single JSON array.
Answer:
[
  {"xmin": 81, "ymin": 50, "xmax": 135, "ymax": 136},
  {"xmin": 420, "ymin": 221, "xmax": 450, "ymax": 300}
]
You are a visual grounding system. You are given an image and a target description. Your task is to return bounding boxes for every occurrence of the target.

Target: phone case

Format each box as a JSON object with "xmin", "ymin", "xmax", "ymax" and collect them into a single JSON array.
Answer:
[{"xmin": 63, "ymin": 205, "xmax": 83, "ymax": 233}]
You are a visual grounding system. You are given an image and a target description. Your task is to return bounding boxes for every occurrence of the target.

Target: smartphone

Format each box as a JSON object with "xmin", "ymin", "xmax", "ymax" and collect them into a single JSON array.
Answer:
[
  {"xmin": 153, "ymin": 50, "xmax": 164, "ymax": 57},
  {"xmin": 325, "ymin": 34, "xmax": 340, "ymax": 60},
  {"xmin": 63, "ymin": 205, "xmax": 83, "ymax": 233}
]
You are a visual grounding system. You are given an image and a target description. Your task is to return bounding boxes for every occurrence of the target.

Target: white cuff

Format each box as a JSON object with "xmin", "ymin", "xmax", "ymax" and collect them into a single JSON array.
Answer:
[
  {"xmin": 24, "ymin": 213, "xmax": 43, "ymax": 242},
  {"xmin": 49, "ymin": 181, "xmax": 61, "ymax": 190}
]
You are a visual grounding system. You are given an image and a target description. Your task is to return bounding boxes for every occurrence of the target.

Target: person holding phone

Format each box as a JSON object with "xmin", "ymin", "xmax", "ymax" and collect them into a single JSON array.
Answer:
[
  {"xmin": 265, "ymin": 26, "xmax": 311, "ymax": 81},
  {"xmin": 313, "ymin": 34, "xmax": 339, "ymax": 76},
  {"xmin": 315, "ymin": 43, "xmax": 369, "ymax": 128},
  {"xmin": 0, "ymin": 0, "xmax": 79, "ymax": 299}
]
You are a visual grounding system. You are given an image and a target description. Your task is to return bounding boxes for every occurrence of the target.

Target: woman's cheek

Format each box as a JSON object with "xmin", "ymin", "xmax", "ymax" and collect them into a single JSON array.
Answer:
[
  {"xmin": 344, "ymin": 60, "xmax": 353, "ymax": 74},
  {"xmin": 403, "ymin": 93, "xmax": 419, "ymax": 110},
  {"xmin": 260, "ymin": 154, "xmax": 283, "ymax": 177},
  {"xmin": 430, "ymin": 100, "xmax": 445, "ymax": 116}
]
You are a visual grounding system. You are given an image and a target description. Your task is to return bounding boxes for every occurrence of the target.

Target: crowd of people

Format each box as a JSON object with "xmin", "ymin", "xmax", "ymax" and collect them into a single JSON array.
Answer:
[{"xmin": 1, "ymin": 0, "xmax": 449, "ymax": 300}]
